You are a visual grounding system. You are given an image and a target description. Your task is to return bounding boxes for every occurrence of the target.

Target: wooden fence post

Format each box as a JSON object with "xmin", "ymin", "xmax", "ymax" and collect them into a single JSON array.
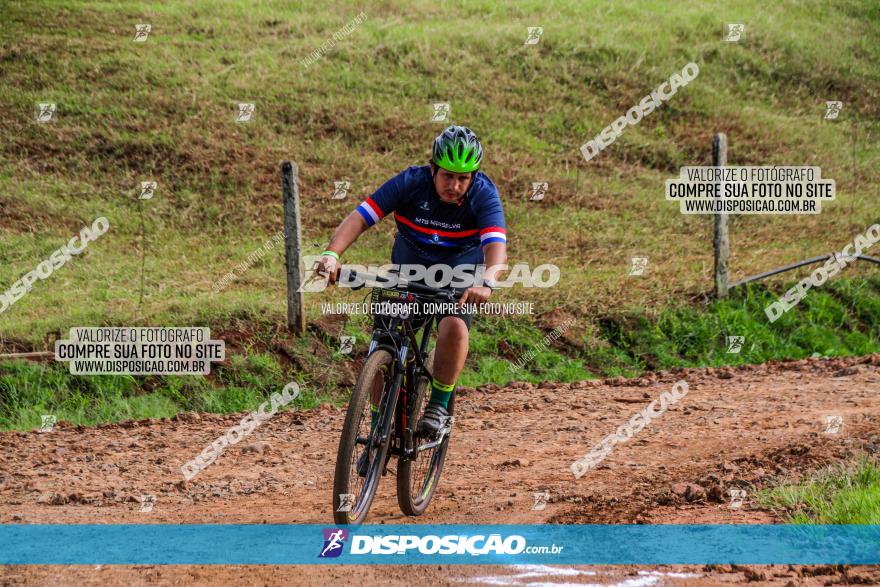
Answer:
[
  {"xmin": 282, "ymin": 161, "xmax": 305, "ymax": 335},
  {"xmin": 713, "ymin": 133, "xmax": 730, "ymax": 299}
]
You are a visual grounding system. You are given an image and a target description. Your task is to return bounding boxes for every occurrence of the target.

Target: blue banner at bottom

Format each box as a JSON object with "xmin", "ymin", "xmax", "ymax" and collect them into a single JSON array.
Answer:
[{"xmin": 1, "ymin": 524, "xmax": 878, "ymax": 565}]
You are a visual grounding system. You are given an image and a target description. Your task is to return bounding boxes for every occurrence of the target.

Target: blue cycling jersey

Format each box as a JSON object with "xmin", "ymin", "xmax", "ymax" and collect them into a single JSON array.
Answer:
[{"xmin": 355, "ymin": 165, "xmax": 507, "ymax": 264}]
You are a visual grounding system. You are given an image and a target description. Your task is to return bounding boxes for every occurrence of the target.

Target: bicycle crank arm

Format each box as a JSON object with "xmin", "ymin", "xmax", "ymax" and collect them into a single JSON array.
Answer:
[{"xmin": 415, "ymin": 416, "xmax": 455, "ymax": 452}]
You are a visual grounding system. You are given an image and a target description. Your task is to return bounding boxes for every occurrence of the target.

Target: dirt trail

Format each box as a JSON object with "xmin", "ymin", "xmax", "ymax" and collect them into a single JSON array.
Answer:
[{"xmin": 1, "ymin": 355, "xmax": 879, "ymax": 586}]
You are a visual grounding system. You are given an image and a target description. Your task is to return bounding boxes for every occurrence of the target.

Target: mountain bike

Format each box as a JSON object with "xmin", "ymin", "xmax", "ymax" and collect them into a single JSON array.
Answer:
[{"xmin": 332, "ymin": 269, "xmax": 463, "ymax": 524}]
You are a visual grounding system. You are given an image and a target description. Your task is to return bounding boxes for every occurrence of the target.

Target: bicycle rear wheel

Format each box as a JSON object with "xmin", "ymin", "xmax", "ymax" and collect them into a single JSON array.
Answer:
[
  {"xmin": 396, "ymin": 349, "xmax": 455, "ymax": 516},
  {"xmin": 332, "ymin": 349, "xmax": 396, "ymax": 524}
]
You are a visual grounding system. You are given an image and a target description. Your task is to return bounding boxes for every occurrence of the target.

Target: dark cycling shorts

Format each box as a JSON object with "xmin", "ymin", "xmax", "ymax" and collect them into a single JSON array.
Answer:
[{"xmin": 381, "ymin": 235, "xmax": 483, "ymax": 330}]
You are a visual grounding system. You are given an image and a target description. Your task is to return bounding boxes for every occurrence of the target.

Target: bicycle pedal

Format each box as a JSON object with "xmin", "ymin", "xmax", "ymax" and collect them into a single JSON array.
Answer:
[{"xmin": 436, "ymin": 416, "xmax": 455, "ymax": 440}]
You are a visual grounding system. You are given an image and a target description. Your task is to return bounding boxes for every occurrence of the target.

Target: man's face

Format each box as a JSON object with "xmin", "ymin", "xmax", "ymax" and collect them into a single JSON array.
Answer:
[{"xmin": 433, "ymin": 167, "xmax": 473, "ymax": 203}]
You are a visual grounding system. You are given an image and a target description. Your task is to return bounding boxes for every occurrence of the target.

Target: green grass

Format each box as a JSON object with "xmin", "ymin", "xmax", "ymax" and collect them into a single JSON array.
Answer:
[
  {"xmin": 0, "ymin": 352, "xmax": 326, "ymax": 430},
  {"xmin": 2, "ymin": 275, "xmax": 877, "ymax": 430},
  {"xmin": 0, "ymin": 1, "xmax": 878, "ymax": 428},
  {"xmin": 758, "ymin": 456, "xmax": 880, "ymax": 524},
  {"xmin": 1, "ymin": 0, "xmax": 879, "ymax": 340}
]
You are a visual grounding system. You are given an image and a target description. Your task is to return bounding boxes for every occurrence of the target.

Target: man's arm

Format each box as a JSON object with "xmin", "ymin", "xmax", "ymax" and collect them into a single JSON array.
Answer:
[
  {"xmin": 316, "ymin": 212, "xmax": 369, "ymax": 283},
  {"xmin": 481, "ymin": 242, "xmax": 507, "ymax": 284},
  {"xmin": 317, "ymin": 169, "xmax": 411, "ymax": 282},
  {"xmin": 326, "ymin": 211, "xmax": 369, "ymax": 256},
  {"xmin": 458, "ymin": 243, "xmax": 507, "ymax": 305}
]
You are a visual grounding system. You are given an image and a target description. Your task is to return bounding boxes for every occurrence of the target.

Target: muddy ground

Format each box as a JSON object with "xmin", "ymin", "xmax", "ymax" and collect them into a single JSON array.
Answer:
[{"xmin": 1, "ymin": 354, "xmax": 879, "ymax": 585}]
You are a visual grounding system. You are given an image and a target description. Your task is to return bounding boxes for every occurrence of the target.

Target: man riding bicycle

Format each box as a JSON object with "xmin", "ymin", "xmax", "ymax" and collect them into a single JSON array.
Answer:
[{"xmin": 315, "ymin": 125, "xmax": 508, "ymax": 453}]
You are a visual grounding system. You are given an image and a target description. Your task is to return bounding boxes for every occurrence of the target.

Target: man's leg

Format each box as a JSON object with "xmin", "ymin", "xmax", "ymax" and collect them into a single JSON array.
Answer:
[
  {"xmin": 433, "ymin": 316, "xmax": 469, "ymax": 389},
  {"xmin": 417, "ymin": 316, "xmax": 469, "ymax": 435}
]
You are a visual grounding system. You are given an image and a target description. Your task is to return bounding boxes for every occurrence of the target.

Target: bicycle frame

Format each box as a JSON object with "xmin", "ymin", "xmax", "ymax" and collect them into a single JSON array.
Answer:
[
  {"xmin": 367, "ymin": 310, "xmax": 436, "ymax": 471},
  {"xmin": 341, "ymin": 267, "xmax": 462, "ymax": 475}
]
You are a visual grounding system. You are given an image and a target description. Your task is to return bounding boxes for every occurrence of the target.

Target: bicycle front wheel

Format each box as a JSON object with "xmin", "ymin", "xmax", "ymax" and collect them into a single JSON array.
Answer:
[{"xmin": 332, "ymin": 349, "xmax": 396, "ymax": 524}]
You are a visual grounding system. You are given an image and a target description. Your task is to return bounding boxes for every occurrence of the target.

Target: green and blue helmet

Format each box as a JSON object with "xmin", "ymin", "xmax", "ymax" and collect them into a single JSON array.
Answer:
[{"xmin": 432, "ymin": 125, "xmax": 483, "ymax": 173}]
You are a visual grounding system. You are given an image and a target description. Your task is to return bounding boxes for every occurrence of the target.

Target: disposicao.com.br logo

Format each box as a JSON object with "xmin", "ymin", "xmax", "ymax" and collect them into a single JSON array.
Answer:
[
  {"xmin": 318, "ymin": 528, "xmax": 349, "ymax": 558},
  {"xmin": 318, "ymin": 528, "xmax": 563, "ymax": 557}
]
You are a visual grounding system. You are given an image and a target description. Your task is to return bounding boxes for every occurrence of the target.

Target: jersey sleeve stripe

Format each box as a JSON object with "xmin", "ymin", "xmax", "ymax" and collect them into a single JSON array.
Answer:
[
  {"xmin": 356, "ymin": 198, "xmax": 383, "ymax": 225},
  {"xmin": 480, "ymin": 226, "xmax": 506, "ymax": 235},
  {"xmin": 480, "ymin": 231, "xmax": 507, "ymax": 243},
  {"xmin": 365, "ymin": 197, "xmax": 385, "ymax": 218}
]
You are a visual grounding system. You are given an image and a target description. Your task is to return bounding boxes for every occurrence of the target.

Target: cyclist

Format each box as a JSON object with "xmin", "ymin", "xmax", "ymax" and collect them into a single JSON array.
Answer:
[{"xmin": 315, "ymin": 126, "xmax": 508, "ymax": 461}]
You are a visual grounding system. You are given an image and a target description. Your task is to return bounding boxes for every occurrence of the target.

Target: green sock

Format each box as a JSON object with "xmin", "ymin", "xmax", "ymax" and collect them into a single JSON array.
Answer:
[{"xmin": 428, "ymin": 380, "xmax": 455, "ymax": 409}]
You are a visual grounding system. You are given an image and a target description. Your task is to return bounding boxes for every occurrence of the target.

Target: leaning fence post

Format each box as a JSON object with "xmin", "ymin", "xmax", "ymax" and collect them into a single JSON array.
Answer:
[
  {"xmin": 282, "ymin": 161, "xmax": 305, "ymax": 335},
  {"xmin": 713, "ymin": 133, "xmax": 729, "ymax": 299}
]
